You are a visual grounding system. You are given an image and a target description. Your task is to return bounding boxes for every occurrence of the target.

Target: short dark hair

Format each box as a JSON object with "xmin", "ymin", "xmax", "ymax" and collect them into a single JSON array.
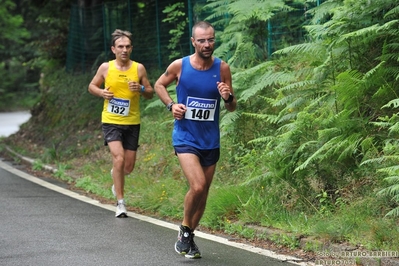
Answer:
[
  {"xmin": 192, "ymin": 21, "xmax": 214, "ymax": 38},
  {"xmin": 111, "ymin": 29, "xmax": 133, "ymax": 46}
]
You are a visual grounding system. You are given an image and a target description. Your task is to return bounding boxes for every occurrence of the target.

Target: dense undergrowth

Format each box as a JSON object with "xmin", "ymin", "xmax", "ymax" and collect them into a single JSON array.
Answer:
[{"xmin": 1, "ymin": 67, "xmax": 398, "ymax": 256}]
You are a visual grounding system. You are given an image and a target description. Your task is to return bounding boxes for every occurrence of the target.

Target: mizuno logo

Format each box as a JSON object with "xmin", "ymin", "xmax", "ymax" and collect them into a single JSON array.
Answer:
[
  {"xmin": 188, "ymin": 101, "xmax": 215, "ymax": 109},
  {"xmin": 109, "ymin": 99, "xmax": 129, "ymax": 107}
]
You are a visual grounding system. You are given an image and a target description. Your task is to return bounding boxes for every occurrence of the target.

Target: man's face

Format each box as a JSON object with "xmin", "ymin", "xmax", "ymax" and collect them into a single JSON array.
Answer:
[
  {"xmin": 191, "ymin": 27, "xmax": 215, "ymax": 59},
  {"xmin": 111, "ymin": 36, "xmax": 133, "ymax": 62}
]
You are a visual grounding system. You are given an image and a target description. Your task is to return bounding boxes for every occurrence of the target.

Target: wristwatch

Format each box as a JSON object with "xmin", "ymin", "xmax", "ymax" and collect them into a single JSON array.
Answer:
[
  {"xmin": 223, "ymin": 93, "xmax": 234, "ymax": 104},
  {"xmin": 166, "ymin": 101, "xmax": 175, "ymax": 112}
]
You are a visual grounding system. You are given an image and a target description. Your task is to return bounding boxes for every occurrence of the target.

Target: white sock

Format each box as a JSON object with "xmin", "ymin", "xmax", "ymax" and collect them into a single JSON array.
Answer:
[{"xmin": 118, "ymin": 199, "xmax": 125, "ymax": 205}]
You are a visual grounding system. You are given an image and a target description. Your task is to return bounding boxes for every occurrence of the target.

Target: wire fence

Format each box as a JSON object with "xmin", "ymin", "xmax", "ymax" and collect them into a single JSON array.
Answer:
[{"xmin": 66, "ymin": 0, "xmax": 320, "ymax": 73}]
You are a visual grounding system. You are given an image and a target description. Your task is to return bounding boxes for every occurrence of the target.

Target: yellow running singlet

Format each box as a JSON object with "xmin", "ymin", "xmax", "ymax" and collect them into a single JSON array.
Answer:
[{"xmin": 102, "ymin": 60, "xmax": 140, "ymax": 125}]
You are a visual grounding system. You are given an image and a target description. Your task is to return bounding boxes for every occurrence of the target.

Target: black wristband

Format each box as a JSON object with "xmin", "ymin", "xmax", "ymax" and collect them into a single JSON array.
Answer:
[{"xmin": 223, "ymin": 93, "xmax": 234, "ymax": 104}]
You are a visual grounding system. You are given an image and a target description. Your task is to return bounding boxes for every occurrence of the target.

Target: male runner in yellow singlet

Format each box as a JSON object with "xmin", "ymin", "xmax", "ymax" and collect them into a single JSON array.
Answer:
[{"xmin": 88, "ymin": 29, "xmax": 153, "ymax": 217}]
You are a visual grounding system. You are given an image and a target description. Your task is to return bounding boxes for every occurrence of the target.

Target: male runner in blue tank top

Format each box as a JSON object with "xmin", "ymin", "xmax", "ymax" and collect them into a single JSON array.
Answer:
[{"xmin": 154, "ymin": 21, "xmax": 237, "ymax": 259}]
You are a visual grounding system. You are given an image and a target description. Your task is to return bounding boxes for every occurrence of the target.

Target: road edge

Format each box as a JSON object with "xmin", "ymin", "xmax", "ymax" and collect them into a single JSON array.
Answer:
[{"xmin": 0, "ymin": 152, "xmax": 308, "ymax": 265}]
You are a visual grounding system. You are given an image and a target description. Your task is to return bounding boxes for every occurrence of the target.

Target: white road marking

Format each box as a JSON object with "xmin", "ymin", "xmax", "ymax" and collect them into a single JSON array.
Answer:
[{"xmin": 0, "ymin": 158, "xmax": 309, "ymax": 265}]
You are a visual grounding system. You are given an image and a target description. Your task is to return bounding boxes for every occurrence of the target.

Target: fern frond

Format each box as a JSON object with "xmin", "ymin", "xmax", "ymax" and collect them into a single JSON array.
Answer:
[
  {"xmin": 363, "ymin": 153, "xmax": 399, "ymax": 166},
  {"xmin": 203, "ymin": 0, "xmax": 231, "ymax": 21},
  {"xmin": 388, "ymin": 122, "xmax": 399, "ymax": 134},
  {"xmin": 361, "ymin": 156, "xmax": 389, "ymax": 166},
  {"xmin": 276, "ymin": 121, "xmax": 298, "ymax": 134},
  {"xmin": 233, "ymin": 61, "xmax": 274, "ymax": 78},
  {"xmin": 145, "ymin": 99, "xmax": 165, "ymax": 111},
  {"xmin": 382, "ymin": 99, "xmax": 399, "ymax": 109},
  {"xmin": 317, "ymin": 127, "xmax": 341, "ymax": 142},
  {"xmin": 379, "ymin": 168, "xmax": 399, "ymax": 177},
  {"xmin": 293, "ymin": 140, "xmax": 327, "ymax": 173},
  {"xmin": 277, "ymin": 112, "xmax": 298, "ymax": 123},
  {"xmin": 273, "ymin": 42, "xmax": 325, "ymax": 56},
  {"xmin": 239, "ymin": 71, "xmax": 295, "ymax": 101},
  {"xmin": 220, "ymin": 110, "xmax": 240, "ymax": 128},
  {"xmin": 294, "ymin": 140, "xmax": 319, "ymax": 156},
  {"xmin": 384, "ymin": 207, "xmax": 399, "ymax": 217},
  {"xmin": 228, "ymin": 41, "xmax": 263, "ymax": 68},
  {"xmin": 240, "ymin": 171, "xmax": 274, "ymax": 186},
  {"xmin": 293, "ymin": 131, "xmax": 363, "ymax": 173},
  {"xmin": 336, "ymin": 134, "xmax": 363, "ymax": 162},
  {"xmin": 363, "ymin": 61, "xmax": 385, "ymax": 80},
  {"xmin": 248, "ymin": 136, "xmax": 276, "ymax": 145},
  {"xmin": 370, "ymin": 121, "xmax": 392, "ymax": 128},
  {"xmin": 377, "ymin": 182, "xmax": 399, "ymax": 197},
  {"xmin": 384, "ymin": 7, "xmax": 399, "ymax": 19},
  {"xmin": 277, "ymin": 80, "xmax": 317, "ymax": 93},
  {"xmin": 377, "ymin": 19, "xmax": 399, "ymax": 31},
  {"xmin": 335, "ymin": 24, "xmax": 380, "ymax": 45},
  {"xmin": 242, "ymin": 112, "xmax": 279, "ymax": 124},
  {"xmin": 307, "ymin": 0, "xmax": 340, "ymax": 25},
  {"xmin": 228, "ymin": 0, "xmax": 287, "ymax": 22}
]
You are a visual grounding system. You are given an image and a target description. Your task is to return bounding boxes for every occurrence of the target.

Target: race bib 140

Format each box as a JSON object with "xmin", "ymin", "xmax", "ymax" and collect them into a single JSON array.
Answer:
[{"xmin": 185, "ymin": 96, "xmax": 217, "ymax": 121}]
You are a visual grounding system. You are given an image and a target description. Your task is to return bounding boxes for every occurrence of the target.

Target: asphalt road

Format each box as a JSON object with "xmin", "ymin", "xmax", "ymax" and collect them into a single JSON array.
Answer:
[{"xmin": 0, "ymin": 159, "xmax": 304, "ymax": 266}]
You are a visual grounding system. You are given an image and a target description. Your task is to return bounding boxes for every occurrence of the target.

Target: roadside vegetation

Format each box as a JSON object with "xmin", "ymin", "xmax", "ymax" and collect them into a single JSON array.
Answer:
[{"xmin": 1, "ymin": 0, "xmax": 399, "ymax": 258}]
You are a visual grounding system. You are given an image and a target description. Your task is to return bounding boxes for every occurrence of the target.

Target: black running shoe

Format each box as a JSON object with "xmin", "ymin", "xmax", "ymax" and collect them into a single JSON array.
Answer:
[
  {"xmin": 185, "ymin": 233, "xmax": 201, "ymax": 259},
  {"xmin": 175, "ymin": 225, "xmax": 191, "ymax": 255}
]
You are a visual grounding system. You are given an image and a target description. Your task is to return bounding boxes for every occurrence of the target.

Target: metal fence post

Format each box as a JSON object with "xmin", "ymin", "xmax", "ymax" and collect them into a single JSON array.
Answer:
[
  {"xmin": 155, "ymin": 0, "xmax": 162, "ymax": 68},
  {"xmin": 267, "ymin": 20, "xmax": 272, "ymax": 58},
  {"xmin": 102, "ymin": 4, "xmax": 107, "ymax": 60},
  {"xmin": 188, "ymin": 0, "xmax": 193, "ymax": 54}
]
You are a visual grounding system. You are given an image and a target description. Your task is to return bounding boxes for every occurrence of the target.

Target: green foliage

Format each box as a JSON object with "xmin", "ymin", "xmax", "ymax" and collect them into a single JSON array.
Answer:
[
  {"xmin": 75, "ymin": 176, "xmax": 108, "ymax": 195},
  {"xmin": 205, "ymin": 0, "xmax": 307, "ymax": 68},
  {"xmin": 130, "ymin": 178, "xmax": 185, "ymax": 218},
  {"xmin": 21, "ymin": 69, "xmax": 105, "ymax": 161},
  {"xmin": 54, "ymin": 163, "xmax": 73, "ymax": 183},
  {"xmin": 227, "ymin": 0, "xmax": 399, "ymax": 220},
  {"xmin": 5, "ymin": 0, "xmax": 399, "ymax": 253},
  {"xmin": 311, "ymin": 197, "xmax": 399, "ymax": 249},
  {"xmin": 0, "ymin": 0, "xmax": 38, "ymax": 108},
  {"xmin": 24, "ymin": 0, "xmax": 73, "ymax": 64},
  {"xmin": 0, "ymin": 59, "xmax": 40, "ymax": 111},
  {"xmin": 201, "ymin": 185, "xmax": 252, "ymax": 229},
  {"xmin": 0, "ymin": 0, "xmax": 73, "ymax": 111},
  {"xmin": 162, "ymin": 2, "xmax": 189, "ymax": 60},
  {"xmin": 269, "ymin": 234, "xmax": 300, "ymax": 250},
  {"xmin": 0, "ymin": 0, "xmax": 30, "ymax": 58},
  {"xmin": 363, "ymin": 114, "xmax": 399, "ymax": 217},
  {"xmin": 223, "ymin": 223, "xmax": 256, "ymax": 239},
  {"xmin": 32, "ymin": 159, "xmax": 44, "ymax": 171}
]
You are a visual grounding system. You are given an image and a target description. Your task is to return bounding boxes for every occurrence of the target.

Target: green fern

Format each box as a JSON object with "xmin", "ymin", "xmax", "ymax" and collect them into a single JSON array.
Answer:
[
  {"xmin": 205, "ymin": 0, "xmax": 306, "ymax": 68},
  {"xmin": 203, "ymin": 0, "xmax": 399, "ymax": 217}
]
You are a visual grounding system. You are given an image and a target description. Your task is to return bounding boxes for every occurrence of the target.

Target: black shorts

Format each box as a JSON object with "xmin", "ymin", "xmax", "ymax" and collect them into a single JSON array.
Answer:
[
  {"xmin": 174, "ymin": 145, "xmax": 220, "ymax": 166},
  {"xmin": 102, "ymin": 123, "xmax": 140, "ymax": 151}
]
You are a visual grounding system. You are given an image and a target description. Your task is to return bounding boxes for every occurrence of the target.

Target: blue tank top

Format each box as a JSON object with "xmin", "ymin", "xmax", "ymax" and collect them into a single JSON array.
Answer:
[{"xmin": 173, "ymin": 56, "xmax": 222, "ymax": 149}]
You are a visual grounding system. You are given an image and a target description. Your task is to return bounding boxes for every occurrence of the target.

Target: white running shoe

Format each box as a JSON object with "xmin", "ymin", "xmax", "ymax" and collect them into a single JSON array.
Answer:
[{"xmin": 115, "ymin": 200, "xmax": 127, "ymax": 218}]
